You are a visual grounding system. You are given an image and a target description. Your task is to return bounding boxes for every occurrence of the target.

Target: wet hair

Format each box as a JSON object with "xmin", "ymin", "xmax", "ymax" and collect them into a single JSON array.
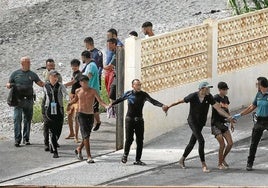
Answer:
[
  {"xmin": 260, "ymin": 78, "xmax": 268, "ymax": 88},
  {"xmin": 81, "ymin": 50, "xmax": 91, "ymax": 59},
  {"xmin": 70, "ymin": 59, "xmax": 80, "ymax": 67},
  {"xmin": 46, "ymin": 58, "xmax": 55, "ymax": 64},
  {"xmin": 129, "ymin": 31, "xmax": 138, "ymax": 37},
  {"xmin": 107, "ymin": 38, "xmax": 117, "ymax": 44},
  {"xmin": 84, "ymin": 37, "xmax": 94, "ymax": 45},
  {"xmin": 132, "ymin": 79, "xmax": 140, "ymax": 85},
  {"xmin": 142, "ymin": 21, "xmax": 153, "ymax": 28},
  {"xmin": 107, "ymin": 28, "xmax": 118, "ymax": 36},
  {"xmin": 79, "ymin": 75, "xmax": 89, "ymax": 82}
]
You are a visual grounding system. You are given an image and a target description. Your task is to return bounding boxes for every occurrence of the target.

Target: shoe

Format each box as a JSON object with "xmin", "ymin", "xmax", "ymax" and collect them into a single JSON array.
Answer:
[
  {"xmin": 246, "ymin": 163, "xmax": 253, "ymax": 171},
  {"xmin": 56, "ymin": 143, "xmax": 60, "ymax": 148},
  {"xmin": 44, "ymin": 145, "xmax": 50, "ymax": 152},
  {"xmin": 93, "ymin": 122, "xmax": 101, "ymax": 131},
  {"xmin": 75, "ymin": 149, "xmax": 83, "ymax": 161},
  {"xmin": 74, "ymin": 138, "xmax": 81, "ymax": 143},
  {"xmin": 14, "ymin": 142, "xmax": 20, "ymax": 147},
  {"xmin": 53, "ymin": 151, "xmax": 59, "ymax": 158},
  {"xmin": 86, "ymin": 158, "xmax": 95, "ymax": 163},
  {"xmin": 23, "ymin": 140, "xmax": 31, "ymax": 145},
  {"xmin": 133, "ymin": 160, "xmax": 146, "ymax": 166},
  {"xmin": 50, "ymin": 144, "xmax": 54, "ymax": 153},
  {"xmin": 121, "ymin": 154, "xmax": 128, "ymax": 164}
]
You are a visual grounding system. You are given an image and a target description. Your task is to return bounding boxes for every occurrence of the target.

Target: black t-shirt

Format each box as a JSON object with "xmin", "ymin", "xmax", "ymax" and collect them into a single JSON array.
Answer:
[
  {"xmin": 184, "ymin": 92, "xmax": 216, "ymax": 125},
  {"xmin": 71, "ymin": 70, "xmax": 82, "ymax": 94},
  {"xmin": 211, "ymin": 94, "xmax": 230, "ymax": 125}
]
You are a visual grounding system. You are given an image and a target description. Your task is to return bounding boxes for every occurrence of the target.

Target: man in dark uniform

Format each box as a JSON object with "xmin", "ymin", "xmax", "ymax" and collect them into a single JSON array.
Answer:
[
  {"xmin": 110, "ymin": 79, "xmax": 168, "ymax": 165},
  {"xmin": 168, "ymin": 81, "xmax": 234, "ymax": 172},
  {"xmin": 233, "ymin": 77, "xmax": 268, "ymax": 171},
  {"xmin": 6, "ymin": 57, "xmax": 44, "ymax": 147}
]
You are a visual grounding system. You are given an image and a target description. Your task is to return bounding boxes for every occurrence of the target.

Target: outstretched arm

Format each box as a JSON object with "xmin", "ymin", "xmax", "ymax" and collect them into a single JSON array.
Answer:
[
  {"xmin": 111, "ymin": 91, "xmax": 131, "ymax": 106},
  {"xmin": 94, "ymin": 91, "xmax": 109, "ymax": 109},
  {"xmin": 145, "ymin": 93, "xmax": 168, "ymax": 113},
  {"xmin": 168, "ymin": 99, "xmax": 185, "ymax": 109}
]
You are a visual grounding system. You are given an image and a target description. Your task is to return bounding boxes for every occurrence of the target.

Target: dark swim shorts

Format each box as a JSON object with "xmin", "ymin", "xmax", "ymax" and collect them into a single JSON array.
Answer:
[{"xmin": 77, "ymin": 112, "xmax": 94, "ymax": 139}]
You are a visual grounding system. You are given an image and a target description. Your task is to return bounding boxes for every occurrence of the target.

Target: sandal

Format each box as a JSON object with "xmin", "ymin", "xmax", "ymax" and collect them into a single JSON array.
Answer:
[
  {"xmin": 86, "ymin": 158, "xmax": 95, "ymax": 163},
  {"xmin": 75, "ymin": 149, "xmax": 83, "ymax": 161},
  {"xmin": 121, "ymin": 154, "xmax": 128, "ymax": 164}
]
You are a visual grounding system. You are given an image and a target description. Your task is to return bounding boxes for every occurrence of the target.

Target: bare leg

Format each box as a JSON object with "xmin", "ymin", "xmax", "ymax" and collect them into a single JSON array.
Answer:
[
  {"xmin": 74, "ymin": 115, "xmax": 80, "ymax": 143},
  {"xmin": 83, "ymin": 137, "xmax": 92, "ymax": 160},
  {"xmin": 222, "ymin": 130, "xmax": 233, "ymax": 167},
  {"xmin": 216, "ymin": 134, "xmax": 226, "ymax": 169},
  {"xmin": 66, "ymin": 109, "xmax": 75, "ymax": 139}
]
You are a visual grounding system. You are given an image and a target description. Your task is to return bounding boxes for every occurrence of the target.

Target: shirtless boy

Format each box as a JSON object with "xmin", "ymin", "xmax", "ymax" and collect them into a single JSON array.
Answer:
[{"xmin": 67, "ymin": 75, "xmax": 109, "ymax": 163}]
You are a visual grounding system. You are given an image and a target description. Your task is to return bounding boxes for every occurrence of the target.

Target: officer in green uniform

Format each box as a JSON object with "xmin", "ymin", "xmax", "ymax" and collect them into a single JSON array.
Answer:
[{"xmin": 6, "ymin": 57, "xmax": 44, "ymax": 147}]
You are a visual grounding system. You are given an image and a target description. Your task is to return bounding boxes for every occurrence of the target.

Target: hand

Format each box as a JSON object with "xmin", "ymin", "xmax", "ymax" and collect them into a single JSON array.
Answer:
[
  {"xmin": 233, "ymin": 113, "xmax": 241, "ymax": 121},
  {"xmin": 162, "ymin": 105, "xmax": 169, "ymax": 112},
  {"xmin": 6, "ymin": 83, "xmax": 11, "ymax": 89},
  {"xmin": 230, "ymin": 123, "xmax": 235, "ymax": 132}
]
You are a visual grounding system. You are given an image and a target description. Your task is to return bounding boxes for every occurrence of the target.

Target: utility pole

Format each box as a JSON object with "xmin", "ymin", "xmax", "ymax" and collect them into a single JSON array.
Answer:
[{"xmin": 115, "ymin": 46, "xmax": 125, "ymax": 150}]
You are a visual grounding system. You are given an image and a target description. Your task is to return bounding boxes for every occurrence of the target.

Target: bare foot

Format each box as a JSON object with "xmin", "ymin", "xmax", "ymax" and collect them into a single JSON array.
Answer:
[
  {"xmin": 202, "ymin": 165, "xmax": 210, "ymax": 173},
  {"xmin": 222, "ymin": 161, "xmax": 229, "ymax": 168},
  {"xmin": 74, "ymin": 138, "xmax": 81, "ymax": 143},
  {"xmin": 65, "ymin": 134, "xmax": 75, "ymax": 139},
  {"xmin": 218, "ymin": 164, "xmax": 226, "ymax": 170},
  {"xmin": 178, "ymin": 157, "xmax": 186, "ymax": 169}
]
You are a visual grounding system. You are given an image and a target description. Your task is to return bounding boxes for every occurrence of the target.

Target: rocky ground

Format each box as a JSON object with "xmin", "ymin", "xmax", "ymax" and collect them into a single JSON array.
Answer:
[{"xmin": 0, "ymin": 0, "xmax": 233, "ymax": 138}]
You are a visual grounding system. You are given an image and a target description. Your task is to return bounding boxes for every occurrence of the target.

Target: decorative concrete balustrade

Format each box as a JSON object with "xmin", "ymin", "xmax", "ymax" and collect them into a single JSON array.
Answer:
[{"xmin": 124, "ymin": 8, "xmax": 268, "ymax": 143}]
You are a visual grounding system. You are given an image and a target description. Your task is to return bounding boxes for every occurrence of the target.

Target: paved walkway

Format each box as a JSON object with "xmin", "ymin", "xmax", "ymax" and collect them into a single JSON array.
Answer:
[{"xmin": 0, "ymin": 112, "xmax": 254, "ymax": 187}]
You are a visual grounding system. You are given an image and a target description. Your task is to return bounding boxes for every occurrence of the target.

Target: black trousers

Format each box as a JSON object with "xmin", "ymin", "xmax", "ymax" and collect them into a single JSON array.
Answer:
[
  {"xmin": 247, "ymin": 119, "xmax": 268, "ymax": 165},
  {"xmin": 43, "ymin": 115, "xmax": 63, "ymax": 151},
  {"xmin": 124, "ymin": 116, "xmax": 144, "ymax": 161},
  {"xmin": 183, "ymin": 119, "xmax": 206, "ymax": 162}
]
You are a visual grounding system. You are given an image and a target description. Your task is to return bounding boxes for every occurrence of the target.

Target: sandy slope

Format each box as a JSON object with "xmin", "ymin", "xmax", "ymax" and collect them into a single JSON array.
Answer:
[{"xmin": 0, "ymin": 0, "xmax": 232, "ymax": 121}]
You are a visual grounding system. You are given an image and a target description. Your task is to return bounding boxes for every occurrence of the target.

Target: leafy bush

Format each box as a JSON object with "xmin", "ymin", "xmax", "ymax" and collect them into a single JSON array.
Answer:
[{"xmin": 32, "ymin": 78, "xmax": 110, "ymax": 123}]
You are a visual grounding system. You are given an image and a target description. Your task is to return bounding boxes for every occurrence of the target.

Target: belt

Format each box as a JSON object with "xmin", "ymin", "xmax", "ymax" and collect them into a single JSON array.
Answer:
[
  {"xmin": 257, "ymin": 116, "xmax": 268, "ymax": 121},
  {"xmin": 126, "ymin": 116, "xmax": 143, "ymax": 121}
]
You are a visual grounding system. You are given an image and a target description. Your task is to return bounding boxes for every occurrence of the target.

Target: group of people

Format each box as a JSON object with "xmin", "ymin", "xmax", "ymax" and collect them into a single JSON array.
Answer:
[
  {"xmin": 5, "ymin": 23, "xmax": 154, "ymax": 161},
  {"xmin": 6, "ymin": 21, "xmax": 267, "ymax": 172}
]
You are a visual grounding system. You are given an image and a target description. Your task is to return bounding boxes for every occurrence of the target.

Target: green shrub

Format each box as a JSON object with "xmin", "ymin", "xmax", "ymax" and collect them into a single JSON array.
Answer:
[{"xmin": 32, "ymin": 78, "xmax": 109, "ymax": 123}]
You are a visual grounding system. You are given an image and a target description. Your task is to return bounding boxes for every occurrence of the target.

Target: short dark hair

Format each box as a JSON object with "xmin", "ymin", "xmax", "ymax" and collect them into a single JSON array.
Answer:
[
  {"xmin": 79, "ymin": 75, "xmax": 89, "ymax": 82},
  {"xmin": 81, "ymin": 50, "xmax": 91, "ymax": 59},
  {"xmin": 107, "ymin": 38, "xmax": 117, "ymax": 44},
  {"xmin": 70, "ymin": 59, "xmax": 80, "ymax": 67},
  {"xmin": 260, "ymin": 78, "xmax": 268, "ymax": 88},
  {"xmin": 107, "ymin": 28, "xmax": 118, "ymax": 36},
  {"xmin": 132, "ymin": 79, "xmax": 140, "ymax": 85},
  {"xmin": 257, "ymin": 77, "xmax": 267, "ymax": 82},
  {"xmin": 84, "ymin": 37, "xmax": 94, "ymax": 45},
  {"xmin": 46, "ymin": 58, "xmax": 55, "ymax": 64},
  {"xmin": 129, "ymin": 31, "xmax": 138, "ymax": 37},
  {"xmin": 142, "ymin": 21, "xmax": 153, "ymax": 28}
]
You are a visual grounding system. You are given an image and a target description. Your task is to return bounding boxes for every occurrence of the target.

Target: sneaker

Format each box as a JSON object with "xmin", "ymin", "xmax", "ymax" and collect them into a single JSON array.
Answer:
[
  {"xmin": 44, "ymin": 145, "xmax": 50, "ymax": 152},
  {"xmin": 133, "ymin": 160, "xmax": 146, "ymax": 166},
  {"xmin": 246, "ymin": 163, "xmax": 253, "ymax": 171},
  {"xmin": 93, "ymin": 122, "xmax": 101, "ymax": 131},
  {"xmin": 23, "ymin": 140, "xmax": 31, "ymax": 145},
  {"xmin": 14, "ymin": 142, "xmax": 20, "ymax": 147},
  {"xmin": 75, "ymin": 149, "xmax": 83, "ymax": 161},
  {"xmin": 53, "ymin": 151, "xmax": 59, "ymax": 158},
  {"xmin": 86, "ymin": 158, "xmax": 95, "ymax": 163},
  {"xmin": 121, "ymin": 154, "xmax": 128, "ymax": 164}
]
